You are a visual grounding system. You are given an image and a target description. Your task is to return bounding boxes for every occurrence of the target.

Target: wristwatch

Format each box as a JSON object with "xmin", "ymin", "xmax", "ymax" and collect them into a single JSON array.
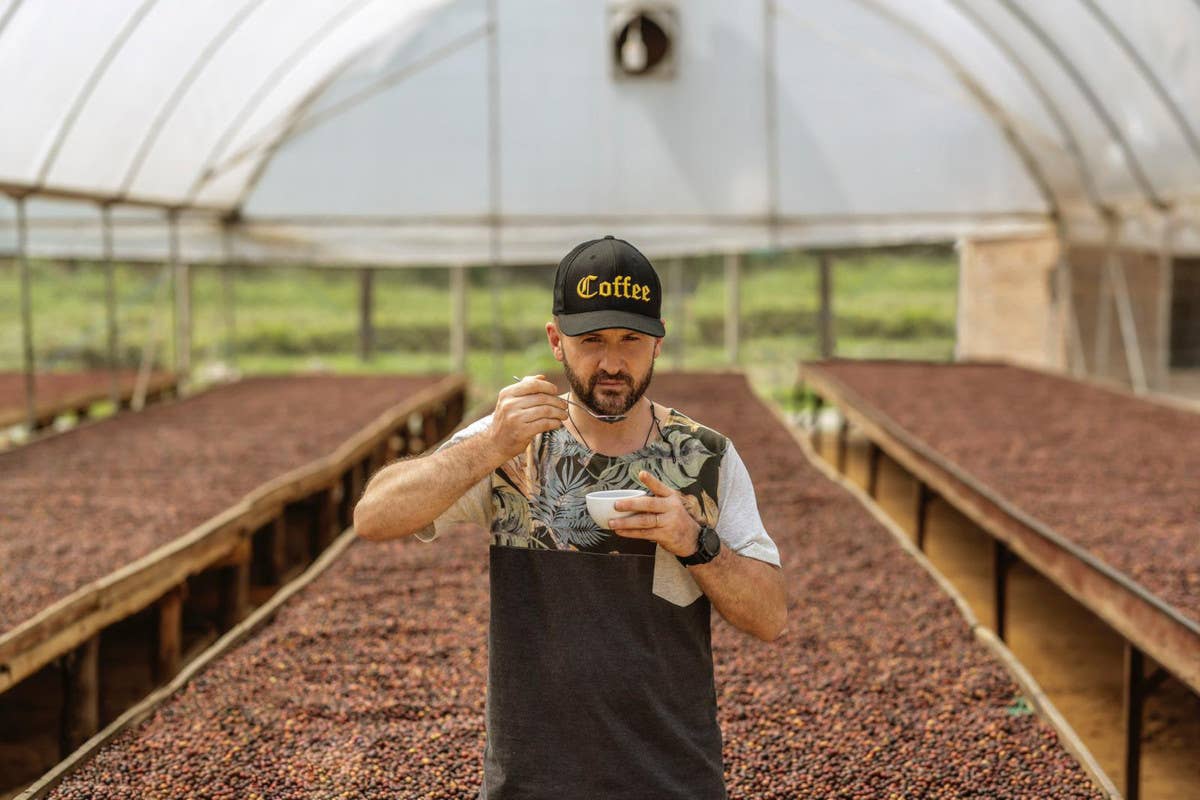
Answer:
[{"xmin": 677, "ymin": 525, "xmax": 721, "ymax": 566}]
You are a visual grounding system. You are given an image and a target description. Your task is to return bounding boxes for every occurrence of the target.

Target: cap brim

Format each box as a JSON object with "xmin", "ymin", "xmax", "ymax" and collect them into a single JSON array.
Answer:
[{"xmin": 557, "ymin": 310, "xmax": 665, "ymax": 337}]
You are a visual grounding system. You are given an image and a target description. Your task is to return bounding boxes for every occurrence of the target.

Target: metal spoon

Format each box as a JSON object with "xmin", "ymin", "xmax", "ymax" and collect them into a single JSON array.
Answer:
[{"xmin": 511, "ymin": 376, "xmax": 628, "ymax": 422}]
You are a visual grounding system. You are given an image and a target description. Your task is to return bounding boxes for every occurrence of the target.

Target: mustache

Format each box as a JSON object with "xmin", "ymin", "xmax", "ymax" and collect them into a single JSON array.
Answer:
[{"xmin": 592, "ymin": 374, "xmax": 631, "ymax": 387}]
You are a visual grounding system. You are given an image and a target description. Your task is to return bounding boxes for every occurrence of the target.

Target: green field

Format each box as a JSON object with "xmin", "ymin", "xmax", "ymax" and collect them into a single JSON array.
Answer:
[{"xmin": 0, "ymin": 248, "xmax": 957, "ymax": 413}]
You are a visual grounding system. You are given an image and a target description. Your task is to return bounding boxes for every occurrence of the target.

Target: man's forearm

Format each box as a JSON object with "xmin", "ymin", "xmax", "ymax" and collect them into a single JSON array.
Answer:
[
  {"xmin": 354, "ymin": 432, "xmax": 502, "ymax": 541},
  {"xmin": 689, "ymin": 549, "xmax": 787, "ymax": 641}
]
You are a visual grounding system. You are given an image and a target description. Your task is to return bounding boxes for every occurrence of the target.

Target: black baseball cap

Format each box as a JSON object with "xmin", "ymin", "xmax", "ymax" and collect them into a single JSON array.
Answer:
[{"xmin": 552, "ymin": 235, "xmax": 665, "ymax": 337}]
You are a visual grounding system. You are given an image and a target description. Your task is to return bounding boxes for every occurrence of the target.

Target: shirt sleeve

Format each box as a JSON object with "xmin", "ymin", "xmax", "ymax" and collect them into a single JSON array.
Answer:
[
  {"xmin": 714, "ymin": 440, "xmax": 781, "ymax": 567},
  {"xmin": 414, "ymin": 414, "xmax": 494, "ymax": 543}
]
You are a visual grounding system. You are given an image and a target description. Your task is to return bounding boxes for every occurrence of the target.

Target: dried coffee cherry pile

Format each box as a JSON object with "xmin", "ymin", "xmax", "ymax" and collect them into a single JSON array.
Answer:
[
  {"xmin": 0, "ymin": 369, "xmax": 169, "ymax": 413},
  {"xmin": 47, "ymin": 372, "xmax": 1100, "ymax": 799},
  {"xmin": 815, "ymin": 359, "xmax": 1200, "ymax": 624},
  {"xmin": 1, "ymin": 374, "xmax": 444, "ymax": 631}
]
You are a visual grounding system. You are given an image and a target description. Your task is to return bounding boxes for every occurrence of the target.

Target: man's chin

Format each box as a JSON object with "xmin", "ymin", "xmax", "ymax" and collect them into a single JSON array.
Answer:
[{"xmin": 591, "ymin": 385, "xmax": 629, "ymax": 405}]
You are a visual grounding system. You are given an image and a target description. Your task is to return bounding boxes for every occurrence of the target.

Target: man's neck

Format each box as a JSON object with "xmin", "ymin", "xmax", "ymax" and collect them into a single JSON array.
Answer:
[{"xmin": 565, "ymin": 393, "xmax": 655, "ymax": 456}]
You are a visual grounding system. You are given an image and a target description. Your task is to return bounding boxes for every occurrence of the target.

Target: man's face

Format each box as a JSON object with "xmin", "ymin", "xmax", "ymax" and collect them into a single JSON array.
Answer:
[{"xmin": 553, "ymin": 326, "xmax": 662, "ymax": 417}]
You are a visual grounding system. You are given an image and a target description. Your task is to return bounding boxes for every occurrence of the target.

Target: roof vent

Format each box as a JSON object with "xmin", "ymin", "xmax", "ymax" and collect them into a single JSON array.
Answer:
[{"xmin": 610, "ymin": 4, "xmax": 677, "ymax": 80}]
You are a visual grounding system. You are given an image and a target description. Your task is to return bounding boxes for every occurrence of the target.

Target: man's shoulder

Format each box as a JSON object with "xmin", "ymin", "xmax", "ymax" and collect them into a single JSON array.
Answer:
[{"xmin": 661, "ymin": 406, "xmax": 729, "ymax": 456}]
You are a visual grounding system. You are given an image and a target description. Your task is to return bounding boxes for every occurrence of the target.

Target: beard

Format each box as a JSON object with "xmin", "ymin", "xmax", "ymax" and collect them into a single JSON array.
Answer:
[{"xmin": 562, "ymin": 353, "xmax": 654, "ymax": 420}]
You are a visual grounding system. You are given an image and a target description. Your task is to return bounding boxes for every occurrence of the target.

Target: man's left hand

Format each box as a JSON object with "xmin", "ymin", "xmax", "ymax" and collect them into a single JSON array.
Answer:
[{"xmin": 609, "ymin": 470, "xmax": 701, "ymax": 557}]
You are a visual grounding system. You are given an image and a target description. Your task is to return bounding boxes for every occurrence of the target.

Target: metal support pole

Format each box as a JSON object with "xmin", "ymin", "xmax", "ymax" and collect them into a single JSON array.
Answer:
[
  {"xmin": 133, "ymin": 263, "xmax": 170, "ymax": 411},
  {"xmin": 358, "ymin": 267, "xmax": 375, "ymax": 361},
  {"xmin": 221, "ymin": 226, "xmax": 236, "ymax": 367},
  {"xmin": 101, "ymin": 204, "xmax": 120, "ymax": 409},
  {"xmin": 168, "ymin": 211, "xmax": 190, "ymax": 384},
  {"xmin": 818, "ymin": 252, "xmax": 835, "ymax": 359},
  {"xmin": 1124, "ymin": 641, "xmax": 1144, "ymax": 800},
  {"xmin": 1055, "ymin": 232, "xmax": 1086, "ymax": 376},
  {"xmin": 490, "ymin": 261, "xmax": 503, "ymax": 384},
  {"xmin": 450, "ymin": 264, "xmax": 467, "ymax": 373},
  {"xmin": 1110, "ymin": 253, "xmax": 1148, "ymax": 394},
  {"xmin": 1095, "ymin": 228, "xmax": 1116, "ymax": 379},
  {"xmin": 993, "ymin": 538, "xmax": 1011, "ymax": 641},
  {"xmin": 15, "ymin": 196, "xmax": 37, "ymax": 430},
  {"xmin": 915, "ymin": 482, "xmax": 933, "ymax": 551},
  {"xmin": 1155, "ymin": 215, "xmax": 1174, "ymax": 391},
  {"xmin": 670, "ymin": 257, "xmax": 685, "ymax": 370},
  {"xmin": 725, "ymin": 252, "xmax": 741, "ymax": 365},
  {"xmin": 486, "ymin": 0, "xmax": 502, "ymax": 388},
  {"xmin": 763, "ymin": 0, "xmax": 779, "ymax": 251}
]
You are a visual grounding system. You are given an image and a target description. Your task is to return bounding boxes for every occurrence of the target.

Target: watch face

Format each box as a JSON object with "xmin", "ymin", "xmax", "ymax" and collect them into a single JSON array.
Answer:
[{"xmin": 700, "ymin": 527, "xmax": 721, "ymax": 557}]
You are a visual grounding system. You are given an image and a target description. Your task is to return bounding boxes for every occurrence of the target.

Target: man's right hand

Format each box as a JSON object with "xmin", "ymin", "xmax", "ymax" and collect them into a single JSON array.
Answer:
[{"xmin": 487, "ymin": 375, "xmax": 569, "ymax": 461}]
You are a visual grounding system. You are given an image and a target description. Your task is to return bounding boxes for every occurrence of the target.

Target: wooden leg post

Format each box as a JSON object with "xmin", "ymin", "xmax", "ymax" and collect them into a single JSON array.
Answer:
[
  {"xmin": 993, "ymin": 539, "xmax": 1011, "ymax": 641},
  {"xmin": 355, "ymin": 460, "xmax": 367, "ymax": 502},
  {"xmin": 387, "ymin": 431, "xmax": 404, "ymax": 461},
  {"xmin": 423, "ymin": 410, "xmax": 440, "ymax": 447},
  {"xmin": 1124, "ymin": 641, "xmax": 1144, "ymax": 800},
  {"xmin": 317, "ymin": 484, "xmax": 341, "ymax": 550},
  {"xmin": 866, "ymin": 441, "xmax": 882, "ymax": 498},
  {"xmin": 407, "ymin": 413, "xmax": 425, "ymax": 455},
  {"xmin": 219, "ymin": 541, "xmax": 251, "ymax": 628},
  {"xmin": 811, "ymin": 394, "xmax": 824, "ymax": 450},
  {"xmin": 285, "ymin": 501, "xmax": 315, "ymax": 569},
  {"xmin": 836, "ymin": 416, "xmax": 850, "ymax": 474},
  {"xmin": 61, "ymin": 635, "xmax": 100, "ymax": 756},
  {"xmin": 268, "ymin": 515, "xmax": 288, "ymax": 585},
  {"xmin": 915, "ymin": 483, "xmax": 933, "ymax": 551},
  {"xmin": 155, "ymin": 585, "xmax": 184, "ymax": 682}
]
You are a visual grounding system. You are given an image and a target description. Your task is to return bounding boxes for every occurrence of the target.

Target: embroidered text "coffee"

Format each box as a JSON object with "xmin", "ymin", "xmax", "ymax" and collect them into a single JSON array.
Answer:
[{"xmin": 576, "ymin": 274, "xmax": 653, "ymax": 302}]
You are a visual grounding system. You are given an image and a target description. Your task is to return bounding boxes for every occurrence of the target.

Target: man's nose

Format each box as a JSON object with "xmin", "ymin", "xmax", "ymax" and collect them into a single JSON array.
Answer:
[{"xmin": 597, "ymin": 350, "xmax": 625, "ymax": 378}]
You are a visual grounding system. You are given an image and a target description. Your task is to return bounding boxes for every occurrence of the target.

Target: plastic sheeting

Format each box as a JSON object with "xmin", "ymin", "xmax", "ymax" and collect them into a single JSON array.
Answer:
[{"xmin": 1, "ymin": 0, "xmax": 1199, "ymax": 264}]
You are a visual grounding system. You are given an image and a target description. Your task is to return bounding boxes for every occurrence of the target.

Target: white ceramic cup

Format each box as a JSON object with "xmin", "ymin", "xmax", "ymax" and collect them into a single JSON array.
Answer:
[{"xmin": 585, "ymin": 489, "xmax": 648, "ymax": 530}]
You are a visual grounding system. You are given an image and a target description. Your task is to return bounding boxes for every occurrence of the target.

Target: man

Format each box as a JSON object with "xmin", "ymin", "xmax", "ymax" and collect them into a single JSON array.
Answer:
[{"xmin": 354, "ymin": 235, "xmax": 786, "ymax": 799}]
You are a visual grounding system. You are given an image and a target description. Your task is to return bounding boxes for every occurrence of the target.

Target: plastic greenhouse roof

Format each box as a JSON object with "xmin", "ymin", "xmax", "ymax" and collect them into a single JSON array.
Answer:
[{"xmin": 1, "ymin": 0, "xmax": 1199, "ymax": 264}]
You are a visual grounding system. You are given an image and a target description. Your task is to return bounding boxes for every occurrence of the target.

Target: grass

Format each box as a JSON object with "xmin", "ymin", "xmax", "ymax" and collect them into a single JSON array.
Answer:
[{"xmin": 0, "ymin": 248, "xmax": 958, "ymax": 414}]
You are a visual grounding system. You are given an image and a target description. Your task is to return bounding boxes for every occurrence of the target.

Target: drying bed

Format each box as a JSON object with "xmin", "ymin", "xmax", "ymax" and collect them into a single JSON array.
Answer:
[
  {"xmin": 0, "ymin": 370, "xmax": 177, "ymax": 429},
  {"xmin": 0, "ymin": 374, "xmax": 446, "ymax": 632},
  {"xmin": 41, "ymin": 373, "xmax": 1100, "ymax": 799},
  {"xmin": 804, "ymin": 360, "xmax": 1200, "ymax": 631}
]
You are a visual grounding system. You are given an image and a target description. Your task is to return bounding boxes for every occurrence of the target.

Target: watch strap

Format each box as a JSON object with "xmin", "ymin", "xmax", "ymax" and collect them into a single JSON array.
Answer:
[{"xmin": 677, "ymin": 526, "xmax": 720, "ymax": 566}]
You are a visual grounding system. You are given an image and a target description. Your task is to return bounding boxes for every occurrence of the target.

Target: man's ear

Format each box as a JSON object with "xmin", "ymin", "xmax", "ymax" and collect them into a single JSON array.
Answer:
[{"xmin": 547, "ymin": 321, "xmax": 565, "ymax": 362}]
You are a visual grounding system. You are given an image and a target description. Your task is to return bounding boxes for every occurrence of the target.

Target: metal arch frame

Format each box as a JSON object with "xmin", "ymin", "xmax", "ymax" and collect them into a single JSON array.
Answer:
[
  {"xmin": 33, "ymin": 0, "xmax": 159, "ymax": 188},
  {"xmin": 0, "ymin": 181, "xmax": 226, "ymax": 213},
  {"xmin": 1079, "ymin": 0, "xmax": 1200, "ymax": 169},
  {"xmin": 4, "ymin": 0, "xmax": 1192, "ymax": 234},
  {"xmin": 224, "ymin": 19, "xmax": 491, "ymax": 214},
  {"xmin": 181, "ymin": 0, "xmax": 382, "ymax": 207},
  {"xmin": 944, "ymin": 0, "xmax": 1106, "ymax": 384},
  {"xmin": 995, "ymin": 0, "xmax": 1166, "ymax": 211},
  {"xmin": 945, "ymin": 0, "xmax": 1107, "ymax": 215},
  {"xmin": 114, "ymin": 0, "xmax": 270, "ymax": 202},
  {"xmin": 843, "ymin": 0, "xmax": 1063, "ymax": 218},
  {"xmin": 0, "ymin": 0, "xmax": 25, "ymax": 44}
]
